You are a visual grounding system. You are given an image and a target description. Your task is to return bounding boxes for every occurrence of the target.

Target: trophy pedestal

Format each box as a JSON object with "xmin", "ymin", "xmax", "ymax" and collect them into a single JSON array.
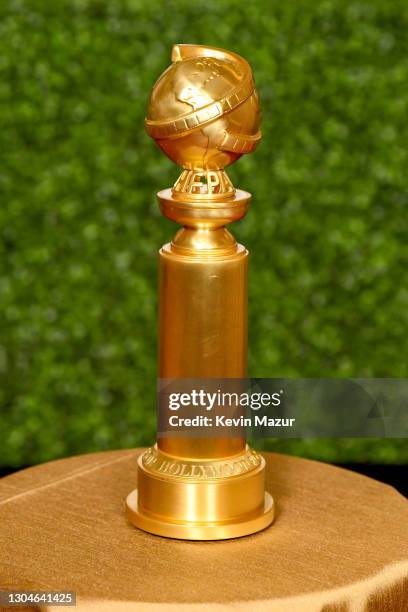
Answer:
[
  {"xmin": 126, "ymin": 446, "xmax": 275, "ymax": 540},
  {"xmin": 126, "ymin": 491, "xmax": 274, "ymax": 541}
]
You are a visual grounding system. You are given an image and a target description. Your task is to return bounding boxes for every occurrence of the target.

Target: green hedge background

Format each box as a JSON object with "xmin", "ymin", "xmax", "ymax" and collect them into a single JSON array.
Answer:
[{"xmin": 1, "ymin": 0, "xmax": 407, "ymax": 467}]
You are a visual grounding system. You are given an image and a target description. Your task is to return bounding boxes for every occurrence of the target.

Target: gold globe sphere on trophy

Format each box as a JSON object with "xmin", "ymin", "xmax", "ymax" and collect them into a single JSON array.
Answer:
[
  {"xmin": 126, "ymin": 44, "xmax": 274, "ymax": 539},
  {"xmin": 145, "ymin": 44, "xmax": 261, "ymax": 199}
]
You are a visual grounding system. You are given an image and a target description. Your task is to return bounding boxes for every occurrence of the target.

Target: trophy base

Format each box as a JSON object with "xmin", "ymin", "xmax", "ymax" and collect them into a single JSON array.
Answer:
[
  {"xmin": 125, "ymin": 446, "xmax": 275, "ymax": 540},
  {"xmin": 126, "ymin": 490, "xmax": 274, "ymax": 540}
]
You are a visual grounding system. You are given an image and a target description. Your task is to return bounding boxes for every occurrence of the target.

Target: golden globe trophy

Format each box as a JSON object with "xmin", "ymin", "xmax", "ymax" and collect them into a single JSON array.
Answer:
[{"xmin": 126, "ymin": 44, "xmax": 274, "ymax": 539}]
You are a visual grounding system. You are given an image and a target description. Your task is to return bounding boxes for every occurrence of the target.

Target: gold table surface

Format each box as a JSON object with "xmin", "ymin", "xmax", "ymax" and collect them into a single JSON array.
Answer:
[{"xmin": 0, "ymin": 449, "xmax": 407, "ymax": 612}]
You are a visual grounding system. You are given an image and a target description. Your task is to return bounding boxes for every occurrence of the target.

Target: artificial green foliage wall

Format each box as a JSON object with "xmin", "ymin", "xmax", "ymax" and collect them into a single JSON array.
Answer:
[{"xmin": 1, "ymin": 0, "xmax": 407, "ymax": 466}]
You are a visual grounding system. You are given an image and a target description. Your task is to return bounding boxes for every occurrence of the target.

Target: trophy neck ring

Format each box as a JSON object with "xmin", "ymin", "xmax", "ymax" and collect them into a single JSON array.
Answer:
[{"xmin": 157, "ymin": 188, "xmax": 251, "ymax": 230}]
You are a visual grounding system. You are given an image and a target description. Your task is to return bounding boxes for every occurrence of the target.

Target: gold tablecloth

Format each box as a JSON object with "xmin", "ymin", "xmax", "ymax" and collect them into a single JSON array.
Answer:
[{"xmin": 1, "ymin": 450, "xmax": 407, "ymax": 611}]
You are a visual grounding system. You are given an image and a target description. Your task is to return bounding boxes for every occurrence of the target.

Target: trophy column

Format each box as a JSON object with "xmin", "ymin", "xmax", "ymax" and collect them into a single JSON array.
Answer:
[
  {"xmin": 158, "ymin": 195, "xmax": 248, "ymax": 460},
  {"xmin": 126, "ymin": 43, "xmax": 274, "ymax": 539}
]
